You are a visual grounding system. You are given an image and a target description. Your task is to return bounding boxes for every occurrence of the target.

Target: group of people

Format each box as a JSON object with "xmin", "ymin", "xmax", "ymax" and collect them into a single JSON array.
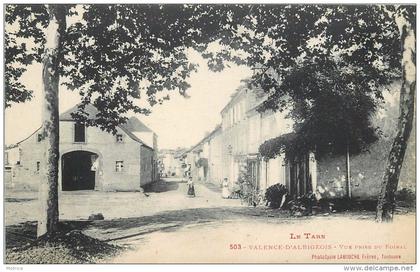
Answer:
[
  {"xmin": 184, "ymin": 162, "xmax": 232, "ymax": 198},
  {"xmin": 186, "ymin": 176, "xmax": 232, "ymax": 199}
]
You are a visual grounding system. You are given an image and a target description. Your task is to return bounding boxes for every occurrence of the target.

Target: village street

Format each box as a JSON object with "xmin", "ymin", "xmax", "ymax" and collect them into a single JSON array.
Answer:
[
  {"xmin": 5, "ymin": 178, "xmax": 416, "ymax": 263},
  {"xmin": 5, "ymin": 178, "xmax": 243, "ymax": 226}
]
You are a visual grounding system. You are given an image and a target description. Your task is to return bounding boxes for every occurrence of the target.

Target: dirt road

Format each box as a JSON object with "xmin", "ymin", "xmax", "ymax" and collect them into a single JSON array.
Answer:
[{"xmin": 5, "ymin": 178, "xmax": 416, "ymax": 264}]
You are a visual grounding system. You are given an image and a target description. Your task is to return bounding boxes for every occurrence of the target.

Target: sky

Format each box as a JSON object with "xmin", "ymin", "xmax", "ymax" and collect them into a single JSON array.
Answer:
[{"xmin": 4, "ymin": 49, "xmax": 252, "ymax": 149}]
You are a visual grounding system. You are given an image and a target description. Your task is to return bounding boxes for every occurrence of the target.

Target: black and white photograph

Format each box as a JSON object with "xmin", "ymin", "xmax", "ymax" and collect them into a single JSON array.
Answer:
[{"xmin": 2, "ymin": 1, "xmax": 417, "ymax": 269}]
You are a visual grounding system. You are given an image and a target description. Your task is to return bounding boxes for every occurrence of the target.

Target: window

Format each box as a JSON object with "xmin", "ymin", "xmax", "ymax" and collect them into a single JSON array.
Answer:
[
  {"xmin": 74, "ymin": 123, "xmax": 85, "ymax": 143},
  {"xmin": 37, "ymin": 134, "xmax": 42, "ymax": 142},
  {"xmin": 115, "ymin": 161, "xmax": 124, "ymax": 172},
  {"xmin": 36, "ymin": 161, "xmax": 40, "ymax": 173},
  {"xmin": 116, "ymin": 134, "xmax": 123, "ymax": 143}
]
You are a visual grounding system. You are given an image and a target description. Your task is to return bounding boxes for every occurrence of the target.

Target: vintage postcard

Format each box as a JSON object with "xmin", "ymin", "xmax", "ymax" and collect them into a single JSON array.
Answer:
[{"xmin": 2, "ymin": 2, "xmax": 416, "ymax": 268}]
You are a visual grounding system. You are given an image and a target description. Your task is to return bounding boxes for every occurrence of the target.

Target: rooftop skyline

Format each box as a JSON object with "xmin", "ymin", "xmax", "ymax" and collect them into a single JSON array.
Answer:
[{"xmin": 4, "ymin": 49, "xmax": 252, "ymax": 149}]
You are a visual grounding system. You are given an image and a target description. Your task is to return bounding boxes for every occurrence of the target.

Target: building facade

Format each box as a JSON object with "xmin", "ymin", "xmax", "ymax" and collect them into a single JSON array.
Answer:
[
  {"xmin": 180, "ymin": 125, "xmax": 223, "ymax": 185},
  {"xmin": 191, "ymin": 81, "xmax": 414, "ymax": 200},
  {"xmin": 219, "ymin": 83, "xmax": 312, "ymax": 196},
  {"xmin": 6, "ymin": 104, "xmax": 159, "ymax": 191},
  {"xmin": 207, "ymin": 126, "xmax": 223, "ymax": 186}
]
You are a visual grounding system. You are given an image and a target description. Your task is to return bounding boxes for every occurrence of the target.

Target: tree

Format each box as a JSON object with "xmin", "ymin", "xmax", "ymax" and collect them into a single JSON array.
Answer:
[
  {"xmin": 5, "ymin": 4, "xmax": 219, "ymax": 237},
  {"xmin": 5, "ymin": 5, "xmax": 48, "ymax": 107},
  {"xmin": 194, "ymin": 4, "xmax": 414, "ymax": 221},
  {"xmin": 257, "ymin": 59, "xmax": 380, "ymax": 162},
  {"xmin": 6, "ymin": 4, "xmax": 63, "ymax": 237},
  {"xmin": 196, "ymin": 4, "xmax": 402, "ymax": 160},
  {"xmin": 375, "ymin": 6, "xmax": 416, "ymax": 222},
  {"xmin": 37, "ymin": 5, "xmax": 66, "ymax": 236}
]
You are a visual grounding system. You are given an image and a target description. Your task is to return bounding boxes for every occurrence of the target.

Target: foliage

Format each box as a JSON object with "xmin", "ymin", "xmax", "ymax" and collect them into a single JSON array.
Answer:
[
  {"xmin": 259, "ymin": 133, "xmax": 295, "ymax": 161},
  {"xmin": 264, "ymin": 183, "xmax": 288, "ymax": 208},
  {"xmin": 260, "ymin": 59, "xmax": 382, "ymax": 160},
  {"xmin": 196, "ymin": 5, "xmax": 408, "ymax": 160},
  {"xmin": 6, "ymin": 4, "xmax": 412, "ymax": 137},
  {"xmin": 4, "ymin": 4, "xmax": 227, "ymax": 132},
  {"xmin": 286, "ymin": 193, "xmax": 317, "ymax": 217},
  {"xmin": 395, "ymin": 188, "xmax": 416, "ymax": 208},
  {"xmin": 5, "ymin": 5, "xmax": 49, "ymax": 107},
  {"xmin": 236, "ymin": 165, "xmax": 262, "ymax": 206}
]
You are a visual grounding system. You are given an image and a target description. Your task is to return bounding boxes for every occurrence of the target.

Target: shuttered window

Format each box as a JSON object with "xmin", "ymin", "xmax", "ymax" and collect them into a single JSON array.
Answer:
[{"xmin": 74, "ymin": 123, "xmax": 86, "ymax": 143}]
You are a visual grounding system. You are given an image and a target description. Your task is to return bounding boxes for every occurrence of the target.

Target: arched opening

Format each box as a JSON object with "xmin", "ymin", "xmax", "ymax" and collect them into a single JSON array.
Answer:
[{"xmin": 62, "ymin": 151, "xmax": 99, "ymax": 191}]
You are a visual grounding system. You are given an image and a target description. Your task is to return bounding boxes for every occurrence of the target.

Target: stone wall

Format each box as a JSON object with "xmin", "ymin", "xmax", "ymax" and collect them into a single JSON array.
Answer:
[
  {"xmin": 12, "ymin": 129, "xmax": 45, "ymax": 191},
  {"xmin": 208, "ymin": 129, "xmax": 223, "ymax": 186},
  {"xmin": 11, "ymin": 120, "xmax": 157, "ymax": 192},
  {"xmin": 140, "ymin": 145, "xmax": 155, "ymax": 187},
  {"xmin": 316, "ymin": 88, "xmax": 415, "ymax": 200}
]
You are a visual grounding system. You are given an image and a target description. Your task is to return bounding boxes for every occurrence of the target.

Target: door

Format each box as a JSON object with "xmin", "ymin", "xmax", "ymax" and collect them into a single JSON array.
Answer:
[
  {"xmin": 289, "ymin": 154, "xmax": 312, "ymax": 198},
  {"xmin": 247, "ymin": 159, "xmax": 260, "ymax": 190},
  {"xmin": 62, "ymin": 151, "xmax": 97, "ymax": 191}
]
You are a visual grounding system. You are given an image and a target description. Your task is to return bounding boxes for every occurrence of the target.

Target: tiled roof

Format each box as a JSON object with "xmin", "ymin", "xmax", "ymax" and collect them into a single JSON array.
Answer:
[
  {"xmin": 59, "ymin": 104, "xmax": 154, "ymax": 149},
  {"xmin": 120, "ymin": 116, "xmax": 154, "ymax": 133},
  {"xmin": 59, "ymin": 103, "xmax": 99, "ymax": 121},
  {"xmin": 187, "ymin": 124, "xmax": 222, "ymax": 153}
]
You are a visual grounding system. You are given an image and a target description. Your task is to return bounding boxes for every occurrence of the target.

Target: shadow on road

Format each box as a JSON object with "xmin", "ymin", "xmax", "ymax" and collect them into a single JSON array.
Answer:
[
  {"xmin": 6, "ymin": 205, "xmax": 379, "ymax": 249},
  {"xmin": 5, "ymin": 220, "xmax": 93, "ymax": 249},
  {"xmin": 6, "ymin": 207, "xmax": 271, "ymax": 247},
  {"xmin": 5, "ymin": 197, "xmax": 37, "ymax": 203},
  {"xmin": 85, "ymin": 206, "xmax": 298, "ymax": 243},
  {"xmin": 142, "ymin": 179, "xmax": 180, "ymax": 193}
]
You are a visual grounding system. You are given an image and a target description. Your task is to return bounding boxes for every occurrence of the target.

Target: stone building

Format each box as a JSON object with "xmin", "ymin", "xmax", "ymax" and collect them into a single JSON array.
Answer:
[
  {"xmin": 183, "ymin": 125, "xmax": 223, "ymax": 185},
  {"xmin": 207, "ymin": 126, "xmax": 223, "ymax": 186},
  {"xmin": 158, "ymin": 149, "xmax": 184, "ymax": 177},
  {"xmin": 194, "ymin": 80, "xmax": 414, "ymax": 200},
  {"xmin": 6, "ymin": 104, "xmax": 159, "ymax": 191},
  {"xmin": 219, "ymin": 82, "xmax": 315, "ymax": 195}
]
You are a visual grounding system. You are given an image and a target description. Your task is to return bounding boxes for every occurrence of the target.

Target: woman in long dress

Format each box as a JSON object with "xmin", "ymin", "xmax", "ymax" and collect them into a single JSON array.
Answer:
[
  {"xmin": 187, "ymin": 176, "xmax": 195, "ymax": 197},
  {"xmin": 222, "ymin": 178, "xmax": 230, "ymax": 198}
]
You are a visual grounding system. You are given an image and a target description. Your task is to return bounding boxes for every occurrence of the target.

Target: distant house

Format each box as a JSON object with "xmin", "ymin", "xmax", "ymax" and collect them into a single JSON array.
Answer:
[
  {"xmin": 6, "ymin": 104, "xmax": 159, "ymax": 191},
  {"xmin": 183, "ymin": 126, "xmax": 223, "ymax": 185},
  {"xmin": 4, "ymin": 145, "xmax": 20, "ymax": 188},
  {"xmin": 158, "ymin": 148, "xmax": 184, "ymax": 177}
]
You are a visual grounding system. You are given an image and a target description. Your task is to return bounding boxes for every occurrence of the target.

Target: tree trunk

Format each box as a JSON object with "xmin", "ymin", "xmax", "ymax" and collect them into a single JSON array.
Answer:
[
  {"xmin": 376, "ymin": 22, "xmax": 416, "ymax": 223},
  {"xmin": 37, "ymin": 5, "xmax": 66, "ymax": 238},
  {"xmin": 345, "ymin": 140, "xmax": 351, "ymax": 198}
]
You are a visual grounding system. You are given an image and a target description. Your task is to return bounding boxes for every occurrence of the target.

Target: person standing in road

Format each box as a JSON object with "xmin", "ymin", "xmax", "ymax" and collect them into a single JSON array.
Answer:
[
  {"xmin": 222, "ymin": 178, "xmax": 230, "ymax": 198},
  {"xmin": 187, "ymin": 176, "xmax": 195, "ymax": 197}
]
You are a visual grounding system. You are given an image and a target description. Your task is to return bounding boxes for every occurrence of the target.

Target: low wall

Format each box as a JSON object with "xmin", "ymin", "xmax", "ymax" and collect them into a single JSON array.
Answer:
[{"xmin": 316, "ymin": 134, "xmax": 415, "ymax": 200}]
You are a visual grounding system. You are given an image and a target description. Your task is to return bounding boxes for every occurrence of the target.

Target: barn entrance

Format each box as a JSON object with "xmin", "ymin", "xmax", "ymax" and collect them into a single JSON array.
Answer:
[{"xmin": 62, "ymin": 151, "xmax": 98, "ymax": 191}]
